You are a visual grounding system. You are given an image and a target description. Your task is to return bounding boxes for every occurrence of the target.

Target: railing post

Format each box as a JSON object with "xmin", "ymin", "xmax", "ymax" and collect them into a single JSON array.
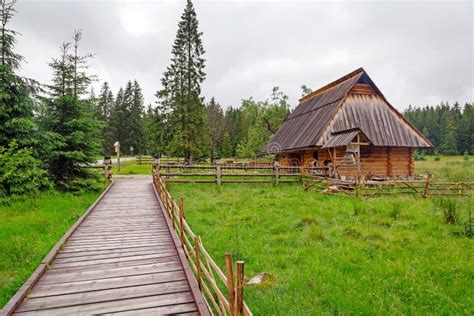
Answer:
[
  {"xmin": 179, "ymin": 198, "xmax": 185, "ymax": 246},
  {"xmin": 423, "ymin": 173, "xmax": 431, "ymax": 198},
  {"xmin": 273, "ymin": 163, "xmax": 279, "ymax": 185},
  {"xmin": 194, "ymin": 237, "xmax": 202, "ymax": 290},
  {"xmin": 225, "ymin": 253, "xmax": 236, "ymax": 316},
  {"xmin": 235, "ymin": 261, "xmax": 244, "ymax": 316},
  {"xmin": 216, "ymin": 163, "xmax": 222, "ymax": 186},
  {"xmin": 361, "ymin": 175, "xmax": 366, "ymax": 200}
]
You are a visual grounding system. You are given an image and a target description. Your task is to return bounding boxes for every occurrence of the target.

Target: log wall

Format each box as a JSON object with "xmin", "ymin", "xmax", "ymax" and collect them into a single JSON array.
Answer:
[{"xmin": 277, "ymin": 146, "xmax": 415, "ymax": 177}]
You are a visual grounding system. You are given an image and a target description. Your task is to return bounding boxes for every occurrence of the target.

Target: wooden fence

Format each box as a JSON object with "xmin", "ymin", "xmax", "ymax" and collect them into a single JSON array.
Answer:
[
  {"xmin": 136, "ymin": 156, "xmax": 156, "ymax": 165},
  {"xmin": 155, "ymin": 163, "xmax": 309, "ymax": 185},
  {"xmin": 85, "ymin": 160, "xmax": 112, "ymax": 182},
  {"xmin": 302, "ymin": 172, "xmax": 474, "ymax": 199},
  {"xmin": 152, "ymin": 170, "xmax": 252, "ymax": 316}
]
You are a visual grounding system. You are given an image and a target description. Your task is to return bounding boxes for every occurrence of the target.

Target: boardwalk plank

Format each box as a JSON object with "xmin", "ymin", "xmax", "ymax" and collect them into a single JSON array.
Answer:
[
  {"xmin": 6, "ymin": 178, "xmax": 209, "ymax": 315},
  {"xmin": 40, "ymin": 261, "xmax": 183, "ymax": 284},
  {"xmin": 17, "ymin": 281, "xmax": 190, "ymax": 312},
  {"xmin": 13, "ymin": 291, "xmax": 195, "ymax": 315}
]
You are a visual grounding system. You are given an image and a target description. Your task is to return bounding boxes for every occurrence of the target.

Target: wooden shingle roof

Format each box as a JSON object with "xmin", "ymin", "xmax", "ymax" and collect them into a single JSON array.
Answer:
[{"xmin": 262, "ymin": 68, "xmax": 432, "ymax": 154}]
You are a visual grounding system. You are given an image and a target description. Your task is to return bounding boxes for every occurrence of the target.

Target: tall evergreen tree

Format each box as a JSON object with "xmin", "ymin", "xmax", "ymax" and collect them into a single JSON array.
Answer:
[
  {"xmin": 96, "ymin": 82, "xmax": 115, "ymax": 155},
  {"xmin": 156, "ymin": 0, "xmax": 206, "ymax": 162},
  {"xmin": 0, "ymin": 0, "xmax": 36, "ymax": 148},
  {"xmin": 205, "ymin": 97, "xmax": 225, "ymax": 160},
  {"xmin": 0, "ymin": 0, "xmax": 50, "ymax": 196},
  {"xmin": 128, "ymin": 80, "xmax": 145, "ymax": 154},
  {"xmin": 42, "ymin": 30, "xmax": 101, "ymax": 190}
]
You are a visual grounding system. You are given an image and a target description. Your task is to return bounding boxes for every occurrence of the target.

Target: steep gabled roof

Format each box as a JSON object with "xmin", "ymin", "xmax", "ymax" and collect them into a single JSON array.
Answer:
[{"xmin": 262, "ymin": 68, "xmax": 432, "ymax": 154}]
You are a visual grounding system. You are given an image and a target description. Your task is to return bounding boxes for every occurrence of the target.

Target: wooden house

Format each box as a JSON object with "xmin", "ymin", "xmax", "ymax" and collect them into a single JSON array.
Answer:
[{"xmin": 261, "ymin": 68, "xmax": 432, "ymax": 178}]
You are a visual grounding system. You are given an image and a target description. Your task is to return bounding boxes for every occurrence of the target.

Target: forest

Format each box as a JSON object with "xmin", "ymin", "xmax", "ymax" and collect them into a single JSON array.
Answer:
[{"xmin": 0, "ymin": 0, "xmax": 472, "ymax": 199}]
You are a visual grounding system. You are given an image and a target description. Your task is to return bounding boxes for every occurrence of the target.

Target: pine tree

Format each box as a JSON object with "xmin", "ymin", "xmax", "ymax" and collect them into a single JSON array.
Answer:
[
  {"xmin": 156, "ymin": 0, "xmax": 206, "ymax": 162},
  {"xmin": 96, "ymin": 82, "xmax": 115, "ymax": 155},
  {"xmin": 205, "ymin": 97, "xmax": 225, "ymax": 160},
  {"xmin": 0, "ymin": 0, "xmax": 50, "ymax": 196},
  {"xmin": 0, "ymin": 0, "xmax": 36, "ymax": 148},
  {"xmin": 42, "ymin": 30, "xmax": 101, "ymax": 190},
  {"xmin": 110, "ymin": 87, "xmax": 127, "ymax": 154},
  {"xmin": 128, "ymin": 80, "xmax": 145, "ymax": 154}
]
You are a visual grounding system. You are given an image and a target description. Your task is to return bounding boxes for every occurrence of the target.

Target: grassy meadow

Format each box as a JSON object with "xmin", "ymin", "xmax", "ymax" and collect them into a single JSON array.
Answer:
[
  {"xmin": 0, "ymin": 191, "xmax": 102, "ymax": 308},
  {"xmin": 111, "ymin": 159, "xmax": 153, "ymax": 175},
  {"xmin": 416, "ymin": 155, "xmax": 473, "ymax": 181},
  {"xmin": 167, "ymin": 156, "xmax": 473, "ymax": 314}
]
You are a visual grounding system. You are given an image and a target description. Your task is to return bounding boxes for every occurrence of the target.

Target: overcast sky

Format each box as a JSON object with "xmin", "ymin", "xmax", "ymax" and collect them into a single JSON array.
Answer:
[{"xmin": 12, "ymin": 0, "xmax": 473, "ymax": 111}]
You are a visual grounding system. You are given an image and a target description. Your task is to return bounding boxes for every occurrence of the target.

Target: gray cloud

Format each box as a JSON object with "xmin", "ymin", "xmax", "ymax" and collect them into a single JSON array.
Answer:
[{"xmin": 12, "ymin": 0, "xmax": 473, "ymax": 111}]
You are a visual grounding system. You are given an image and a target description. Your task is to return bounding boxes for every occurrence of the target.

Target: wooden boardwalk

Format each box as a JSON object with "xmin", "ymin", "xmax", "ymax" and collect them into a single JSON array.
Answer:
[{"xmin": 2, "ymin": 178, "xmax": 209, "ymax": 316}]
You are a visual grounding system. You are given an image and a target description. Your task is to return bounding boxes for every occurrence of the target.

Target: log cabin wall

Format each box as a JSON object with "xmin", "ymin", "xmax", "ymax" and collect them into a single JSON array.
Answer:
[{"xmin": 276, "ymin": 146, "xmax": 414, "ymax": 177}]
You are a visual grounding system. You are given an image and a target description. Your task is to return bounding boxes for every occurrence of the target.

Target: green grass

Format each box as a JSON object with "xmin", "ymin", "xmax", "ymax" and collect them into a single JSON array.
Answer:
[
  {"xmin": 416, "ymin": 155, "xmax": 473, "ymax": 181},
  {"xmin": 0, "ymin": 190, "xmax": 103, "ymax": 308},
  {"xmin": 168, "ymin": 170, "xmax": 473, "ymax": 313},
  {"xmin": 111, "ymin": 160, "xmax": 153, "ymax": 175}
]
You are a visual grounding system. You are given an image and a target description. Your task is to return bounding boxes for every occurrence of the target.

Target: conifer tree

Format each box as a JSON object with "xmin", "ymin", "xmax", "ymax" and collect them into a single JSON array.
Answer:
[
  {"xmin": 0, "ymin": 0, "xmax": 36, "ymax": 148},
  {"xmin": 156, "ymin": 0, "xmax": 206, "ymax": 162},
  {"xmin": 0, "ymin": 0, "xmax": 50, "ymax": 196},
  {"xmin": 129, "ymin": 80, "xmax": 145, "ymax": 154},
  {"xmin": 42, "ymin": 30, "xmax": 101, "ymax": 191},
  {"xmin": 96, "ymin": 82, "xmax": 115, "ymax": 154}
]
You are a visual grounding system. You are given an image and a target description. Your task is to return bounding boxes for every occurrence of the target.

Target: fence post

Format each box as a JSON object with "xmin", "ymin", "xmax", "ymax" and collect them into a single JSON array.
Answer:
[
  {"xmin": 216, "ymin": 163, "xmax": 222, "ymax": 186},
  {"xmin": 423, "ymin": 174, "xmax": 431, "ymax": 198},
  {"xmin": 194, "ymin": 237, "xmax": 202, "ymax": 289},
  {"xmin": 179, "ymin": 198, "xmax": 185, "ymax": 246},
  {"xmin": 354, "ymin": 175, "xmax": 359, "ymax": 198},
  {"xmin": 275, "ymin": 164, "xmax": 280, "ymax": 185},
  {"xmin": 361, "ymin": 175, "xmax": 366, "ymax": 200},
  {"xmin": 235, "ymin": 261, "xmax": 244, "ymax": 316},
  {"xmin": 225, "ymin": 253, "xmax": 235, "ymax": 316}
]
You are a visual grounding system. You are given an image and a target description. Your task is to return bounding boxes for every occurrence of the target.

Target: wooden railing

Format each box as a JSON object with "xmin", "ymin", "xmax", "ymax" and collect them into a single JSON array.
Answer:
[
  {"xmin": 136, "ymin": 155, "xmax": 155, "ymax": 165},
  {"xmin": 155, "ymin": 163, "xmax": 328, "ymax": 185},
  {"xmin": 302, "ymin": 171, "xmax": 474, "ymax": 199},
  {"xmin": 152, "ymin": 168, "xmax": 252, "ymax": 316},
  {"xmin": 85, "ymin": 158, "xmax": 112, "ymax": 182}
]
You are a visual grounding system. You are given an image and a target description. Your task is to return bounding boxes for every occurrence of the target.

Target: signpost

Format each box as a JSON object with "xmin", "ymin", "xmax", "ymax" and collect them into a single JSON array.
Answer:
[{"xmin": 114, "ymin": 141, "xmax": 121, "ymax": 173}]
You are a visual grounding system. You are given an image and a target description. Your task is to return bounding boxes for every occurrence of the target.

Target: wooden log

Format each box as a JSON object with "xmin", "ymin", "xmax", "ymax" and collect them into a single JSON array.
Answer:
[
  {"xmin": 194, "ymin": 237, "xmax": 202, "ymax": 290},
  {"xmin": 216, "ymin": 164, "xmax": 222, "ymax": 186},
  {"xmin": 179, "ymin": 198, "xmax": 185, "ymax": 247},
  {"xmin": 235, "ymin": 261, "xmax": 244, "ymax": 316},
  {"xmin": 225, "ymin": 253, "xmax": 235, "ymax": 316}
]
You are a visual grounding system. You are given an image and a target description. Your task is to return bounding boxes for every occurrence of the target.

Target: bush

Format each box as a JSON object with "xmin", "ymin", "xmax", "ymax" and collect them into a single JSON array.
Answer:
[
  {"xmin": 0, "ymin": 142, "xmax": 51, "ymax": 199},
  {"xmin": 414, "ymin": 153, "xmax": 426, "ymax": 161},
  {"xmin": 434, "ymin": 150, "xmax": 441, "ymax": 161},
  {"xmin": 463, "ymin": 151, "xmax": 469, "ymax": 161},
  {"xmin": 436, "ymin": 198, "xmax": 458, "ymax": 224}
]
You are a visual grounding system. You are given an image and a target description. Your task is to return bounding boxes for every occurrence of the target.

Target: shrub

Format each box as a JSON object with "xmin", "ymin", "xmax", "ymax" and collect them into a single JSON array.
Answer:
[
  {"xmin": 390, "ymin": 202, "xmax": 402, "ymax": 219},
  {"xmin": 436, "ymin": 198, "xmax": 458, "ymax": 224},
  {"xmin": 463, "ymin": 151, "xmax": 469, "ymax": 161},
  {"xmin": 0, "ymin": 142, "xmax": 51, "ymax": 199},
  {"xmin": 434, "ymin": 150, "xmax": 441, "ymax": 161},
  {"xmin": 352, "ymin": 200, "xmax": 364, "ymax": 216}
]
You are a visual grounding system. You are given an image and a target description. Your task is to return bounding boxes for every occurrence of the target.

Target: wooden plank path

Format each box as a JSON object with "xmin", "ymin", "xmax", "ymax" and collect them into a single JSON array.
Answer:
[{"xmin": 1, "ymin": 178, "xmax": 209, "ymax": 316}]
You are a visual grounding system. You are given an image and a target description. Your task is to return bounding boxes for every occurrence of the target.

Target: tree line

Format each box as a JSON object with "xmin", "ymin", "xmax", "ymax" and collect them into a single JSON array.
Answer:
[
  {"xmin": 404, "ymin": 102, "xmax": 473, "ymax": 155},
  {"xmin": 1, "ymin": 0, "xmax": 472, "ymax": 200}
]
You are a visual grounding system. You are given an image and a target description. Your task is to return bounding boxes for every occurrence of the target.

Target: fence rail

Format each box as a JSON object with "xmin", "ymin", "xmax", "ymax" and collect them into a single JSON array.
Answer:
[
  {"xmin": 302, "ymin": 172, "xmax": 474, "ymax": 199},
  {"xmin": 152, "ymin": 168, "xmax": 252, "ymax": 316},
  {"xmin": 155, "ymin": 163, "xmax": 316, "ymax": 185}
]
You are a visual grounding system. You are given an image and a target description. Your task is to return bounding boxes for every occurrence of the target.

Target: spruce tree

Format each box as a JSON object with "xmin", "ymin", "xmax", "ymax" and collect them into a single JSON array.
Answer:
[
  {"xmin": 0, "ymin": 0, "xmax": 50, "ymax": 196},
  {"xmin": 42, "ymin": 30, "xmax": 101, "ymax": 191},
  {"xmin": 156, "ymin": 0, "xmax": 206, "ymax": 162},
  {"xmin": 205, "ymin": 97, "xmax": 225, "ymax": 160},
  {"xmin": 96, "ymin": 82, "xmax": 115, "ymax": 155},
  {"xmin": 0, "ymin": 0, "xmax": 35, "ymax": 148},
  {"xmin": 129, "ymin": 80, "xmax": 145, "ymax": 154}
]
